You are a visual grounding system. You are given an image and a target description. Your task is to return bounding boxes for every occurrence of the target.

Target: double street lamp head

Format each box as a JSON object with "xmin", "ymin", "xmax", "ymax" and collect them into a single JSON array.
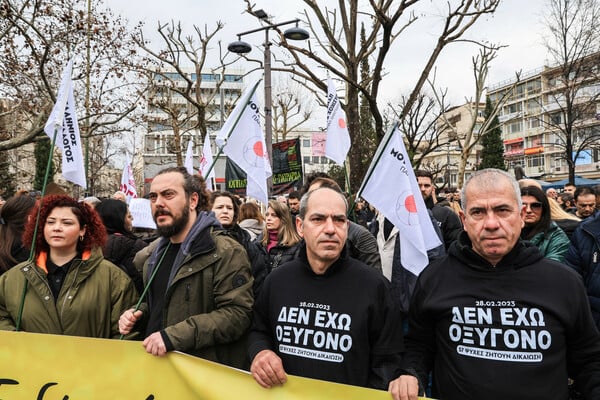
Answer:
[{"xmin": 228, "ymin": 22, "xmax": 309, "ymax": 55}]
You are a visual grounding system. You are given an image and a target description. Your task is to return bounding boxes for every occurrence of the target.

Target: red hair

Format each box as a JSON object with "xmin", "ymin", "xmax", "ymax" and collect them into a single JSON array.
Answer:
[{"xmin": 22, "ymin": 195, "xmax": 107, "ymax": 255}]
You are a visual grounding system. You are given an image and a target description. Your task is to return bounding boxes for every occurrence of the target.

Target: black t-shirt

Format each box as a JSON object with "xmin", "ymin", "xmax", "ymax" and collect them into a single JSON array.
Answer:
[
  {"xmin": 145, "ymin": 242, "xmax": 181, "ymax": 337},
  {"xmin": 46, "ymin": 255, "xmax": 77, "ymax": 300}
]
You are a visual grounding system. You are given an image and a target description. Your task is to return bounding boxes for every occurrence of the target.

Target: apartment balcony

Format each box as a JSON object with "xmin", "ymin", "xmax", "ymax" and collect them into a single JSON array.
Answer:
[
  {"xmin": 544, "ymin": 101, "xmax": 564, "ymax": 113},
  {"xmin": 526, "ymin": 166, "xmax": 546, "ymax": 176},
  {"xmin": 504, "ymin": 149, "xmax": 525, "ymax": 158},
  {"xmin": 498, "ymin": 111, "xmax": 522, "ymax": 123}
]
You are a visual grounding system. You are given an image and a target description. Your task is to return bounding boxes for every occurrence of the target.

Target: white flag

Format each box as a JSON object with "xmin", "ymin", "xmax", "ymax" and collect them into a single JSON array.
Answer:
[
  {"xmin": 44, "ymin": 60, "xmax": 73, "ymax": 141},
  {"xmin": 216, "ymin": 81, "xmax": 271, "ymax": 204},
  {"xmin": 44, "ymin": 60, "xmax": 86, "ymax": 188},
  {"xmin": 325, "ymin": 78, "xmax": 351, "ymax": 165},
  {"xmin": 216, "ymin": 79, "xmax": 261, "ymax": 148},
  {"xmin": 119, "ymin": 155, "xmax": 137, "ymax": 203},
  {"xmin": 199, "ymin": 132, "xmax": 216, "ymax": 191},
  {"xmin": 358, "ymin": 124, "xmax": 441, "ymax": 276},
  {"xmin": 184, "ymin": 139, "xmax": 194, "ymax": 175}
]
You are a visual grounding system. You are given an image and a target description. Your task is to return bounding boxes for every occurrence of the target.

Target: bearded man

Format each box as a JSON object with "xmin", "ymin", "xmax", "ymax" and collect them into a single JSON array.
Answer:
[{"xmin": 119, "ymin": 167, "xmax": 253, "ymax": 369}]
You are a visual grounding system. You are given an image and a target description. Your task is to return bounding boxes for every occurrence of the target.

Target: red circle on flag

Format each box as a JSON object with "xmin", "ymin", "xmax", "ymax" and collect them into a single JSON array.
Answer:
[
  {"xmin": 338, "ymin": 118, "xmax": 346, "ymax": 129},
  {"xmin": 404, "ymin": 195, "xmax": 417, "ymax": 213},
  {"xmin": 253, "ymin": 141, "xmax": 264, "ymax": 157}
]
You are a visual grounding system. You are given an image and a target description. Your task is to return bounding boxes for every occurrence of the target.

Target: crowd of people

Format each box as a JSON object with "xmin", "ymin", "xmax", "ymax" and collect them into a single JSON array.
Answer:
[{"xmin": 1, "ymin": 167, "xmax": 600, "ymax": 399}]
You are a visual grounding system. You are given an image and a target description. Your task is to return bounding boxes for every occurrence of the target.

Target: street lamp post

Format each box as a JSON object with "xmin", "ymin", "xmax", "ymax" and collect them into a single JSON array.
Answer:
[{"xmin": 228, "ymin": 11, "xmax": 309, "ymax": 194}]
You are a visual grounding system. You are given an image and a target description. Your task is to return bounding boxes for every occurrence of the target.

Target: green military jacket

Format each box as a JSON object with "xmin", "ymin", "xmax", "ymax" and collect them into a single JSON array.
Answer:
[
  {"xmin": 0, "ymin": 247, "xmax": 139, "ymax": 338},
  {"xmin": 139, "ymin": 212, "xmax": 254, "ymax": 369}
]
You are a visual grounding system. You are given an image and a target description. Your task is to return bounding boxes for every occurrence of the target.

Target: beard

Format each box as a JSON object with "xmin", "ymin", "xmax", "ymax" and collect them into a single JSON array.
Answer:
[{"xmin": 154, "ymin": 202, "xmax": 191, "ymax": 238}]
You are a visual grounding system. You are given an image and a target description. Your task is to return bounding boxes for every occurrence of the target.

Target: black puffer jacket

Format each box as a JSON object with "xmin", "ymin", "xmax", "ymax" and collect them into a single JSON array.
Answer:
[
  {"xmin": 224, "ymin": 224, "xmax": 268, "ymax": 298},
  {"xmin": 565, "ymin": 213, "xmax": 600, "ymax": 329},
  {"xmin": 253, "ymin": 232, "xmax": 300, "ymax": 274},
  {"xmin": 103, "ymin": 233, "xmax": 148, "ymax": 294}
]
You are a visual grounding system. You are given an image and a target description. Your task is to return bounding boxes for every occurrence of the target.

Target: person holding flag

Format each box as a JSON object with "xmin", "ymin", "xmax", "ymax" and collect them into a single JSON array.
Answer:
[
  {"xmin": 43, "ymin": 60, "xmax": 87, "ymax": 190},
  {"xmin": 118, "ymin": 167, "xmax": 253, "ymax": 369},
  {"xmin": 0, "ymin": 195, "xmax": 138, "ymax": 338}
]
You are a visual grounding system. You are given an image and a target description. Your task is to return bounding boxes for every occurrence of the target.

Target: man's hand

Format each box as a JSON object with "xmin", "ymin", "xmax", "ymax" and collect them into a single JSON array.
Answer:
[
  {"xmin": 250, "ymin": 350, "xmax": 287, "ymax": 388},
  {"xmin": 388, "ymin": 375, "xmax": 419, "ymax": 400},
  {"xmin": 118, "ymin": 308, "xmax": 143, "ymax": 335},
  {"xmin": 143, "ymin": 332, "xmax": 167, "ymax": 356}
]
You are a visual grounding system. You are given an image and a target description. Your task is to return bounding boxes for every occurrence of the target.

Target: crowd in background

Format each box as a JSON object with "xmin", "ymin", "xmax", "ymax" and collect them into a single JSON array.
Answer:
[{"xmin": 1, "ymin": 170, "xmax": 600, "ymax": 399}]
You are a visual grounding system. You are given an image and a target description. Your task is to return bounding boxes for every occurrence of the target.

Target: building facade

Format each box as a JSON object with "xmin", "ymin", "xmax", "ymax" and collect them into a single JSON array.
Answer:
[
  {"xmin": 420, "ymin": 102, "xmax": 485, "ymax": 189},
  {"xmin": 142, "ymin": 68, "xmax": 245, "ymax": 192},
  {"xmin": 142, "ymin": 68, "xmax": 331, "ymax": 193},
  {"xmin": 293, "ymin": 130, "xmax": 334, "ymax": 176},
  {"xmin": 488, "ymin": 53, "xmax": 600, "ymax": 181}
]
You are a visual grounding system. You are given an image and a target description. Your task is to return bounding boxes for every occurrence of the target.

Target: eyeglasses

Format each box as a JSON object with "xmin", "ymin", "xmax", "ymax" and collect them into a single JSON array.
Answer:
[{"xmin": 523, "ymin": 202, "xmax": 543, "ymax": 210}]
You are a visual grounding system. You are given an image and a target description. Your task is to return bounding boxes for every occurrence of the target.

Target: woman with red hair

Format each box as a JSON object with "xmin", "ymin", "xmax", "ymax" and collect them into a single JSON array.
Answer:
[{"xmin": 0, "ymin": 195, "xmax": 138, "ymax": 338}]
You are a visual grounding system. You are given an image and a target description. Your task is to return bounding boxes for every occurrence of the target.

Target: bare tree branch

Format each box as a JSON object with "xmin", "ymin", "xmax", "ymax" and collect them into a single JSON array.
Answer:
[{"xmin": 250, "ymin": 0, "xmax": 501, "ymax": 191}]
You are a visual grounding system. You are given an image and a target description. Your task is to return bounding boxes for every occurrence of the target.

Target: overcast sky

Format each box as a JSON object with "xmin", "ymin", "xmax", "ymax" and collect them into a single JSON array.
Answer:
[{"xmin": 104, "ymin": 0, "xmax": 549, "ymax": 123}]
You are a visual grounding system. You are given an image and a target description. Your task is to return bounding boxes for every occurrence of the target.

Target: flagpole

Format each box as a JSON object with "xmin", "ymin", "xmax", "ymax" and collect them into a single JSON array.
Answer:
[
  {"xmin": 343, "ymin": 162, "xmax": 357, "ymax": 219},
  {"xmin": 356, "ymin": 122, "xmax": 399, "ymax": 199},
  {"xmin": 17, "ymin": 125, "xmax": 61, "ymax": 331},
  {"xmin": 28, "ymin": 127, "xmax": 61, "ymax": 260},
  {"xmin": 119, "ymin": 242, "xmax": 171, "ymax": 340},
  {"xmin": 201, "ymin": 146, "xmax": 222, "ymax": 181}
]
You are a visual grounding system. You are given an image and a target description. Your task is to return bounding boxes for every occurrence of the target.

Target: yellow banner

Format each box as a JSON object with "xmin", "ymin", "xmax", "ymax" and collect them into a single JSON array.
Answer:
[{"xmin": 0, "ymin": 331, "xmax": 430, "ymax": 399}]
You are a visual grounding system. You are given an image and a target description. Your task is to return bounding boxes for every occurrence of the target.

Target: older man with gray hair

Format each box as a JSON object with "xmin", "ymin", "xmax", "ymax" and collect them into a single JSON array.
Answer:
[
  {"xmin": 389, "ymin": 168, "xmax": 600, "ymax": 400},
  {"xmin": 546, "ymin": 187, "xmax": 558, "ymax": 200}
]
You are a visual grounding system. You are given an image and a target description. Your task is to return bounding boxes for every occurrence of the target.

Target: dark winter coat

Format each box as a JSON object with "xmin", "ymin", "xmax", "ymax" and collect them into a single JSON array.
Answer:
[
  {"xmin": 425, "ymin": 197, "xmax": 463, "ymax": 251},
  {"xmin": 565, "ymin": 212, "xmax": 600, "ymax": 329},
  {"xmin": 347, "ymin": 221, "xmax": 382, "ymax": 272},
  {"xmin": 254, "ymin": 232, "xmax": 300, "ymax": 274},
  {"xmin": 370, "ymin": 211, "xmax": 445, "ymax": 314},
  {"xmin": 554, "ymin": 218, "xmax": 580, "ymax": 241},
  {"xmin": 103, "ymin": 233, "xmax": 148, "ymax": 294},
  {"xmin": 0, "ymin": 247, "xmax": 138, "ymax": 338},
  {"xmin": 224, "ymin": 224, "xmax": 268, "ymax": 298},
  {"xmin": 138, "ymin": 212, "xmax": 254, "ymax": 369}
]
